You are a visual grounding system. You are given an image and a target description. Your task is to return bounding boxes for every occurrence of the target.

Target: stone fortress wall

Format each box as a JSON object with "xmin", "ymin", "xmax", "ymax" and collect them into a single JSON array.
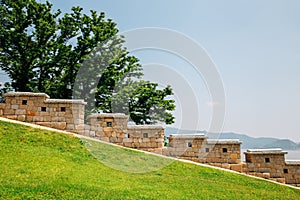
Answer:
[
  {"xmin": 0, "ymin": 92, "xmax": 85, "ymax": 132},
  {"xmin": 0, "ymin": 92, "xmax": 299, "ymax": 187}
]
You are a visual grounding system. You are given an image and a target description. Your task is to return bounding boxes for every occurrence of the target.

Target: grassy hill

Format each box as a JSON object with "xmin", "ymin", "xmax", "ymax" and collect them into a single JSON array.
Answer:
[{"xmin": 0, "ymin": 121, "xmax": 300, "ymax": 199}]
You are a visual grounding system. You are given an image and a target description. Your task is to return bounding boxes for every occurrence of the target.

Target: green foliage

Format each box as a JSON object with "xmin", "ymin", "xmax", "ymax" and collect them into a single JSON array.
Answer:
[
  {"xmin": 0, "ymin": 121, "xmax": 300, "ymax": 199},
  {"xmin": 110, "ymin": 80, "xmax": 175, "ymax": 124},
  {"xmin": 0, "ymin": 0, "xmax": 175, "ymax": 125},
  {"xmin": 0, "ymin": 0, "xmax": 118, "ymax": 98},
  {"xmin": 0, "ymin": 82, "xmax": 13, "ymax": 102}
]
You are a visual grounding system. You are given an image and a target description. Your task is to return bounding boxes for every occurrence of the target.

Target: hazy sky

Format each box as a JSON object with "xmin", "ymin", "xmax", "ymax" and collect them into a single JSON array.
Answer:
[{"xmin": 4, "ymin": 0, "xmax": 300, "ymax": 141}]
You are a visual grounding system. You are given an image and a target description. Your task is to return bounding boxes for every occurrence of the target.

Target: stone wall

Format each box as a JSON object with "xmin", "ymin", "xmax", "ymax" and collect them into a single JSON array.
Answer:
[
  {"xmin": 163, "ymin": 134, "xmax": 207, "ymax": 161},
  {"xmin": 242, "ymin": 149, "xmax": 300, "ymax": 186},
  {"xmin": 0, "ymin": 92, "xmax": 165, "ymax": 152},
  {"xmin": 78, "ymin": 113, "xmax": 164, "ymax": 153},
  {"xmin": 84, "ymin": 113, "xmax": 129, "ymax": 144},
  {"xmin": 284, "ymin": 161, "xmax": 300, "ymax": 186},
  {"xmin": 162, "ymin": 134, "xmax": 242, "ymax": 164},
  {"xmin": 126, "ymin": 125, "xmax": 164, "ymax": 154},
  {"xmin": 1, "ymin": 92, "xmax": 300, "ymax": 187},
  {"xmin": 200, "ymin": 139, "xmax": 242, "ymax": 164},
  {"xmin": 0, "ymin": 92, "xmax": 86, "ymax": 132}
]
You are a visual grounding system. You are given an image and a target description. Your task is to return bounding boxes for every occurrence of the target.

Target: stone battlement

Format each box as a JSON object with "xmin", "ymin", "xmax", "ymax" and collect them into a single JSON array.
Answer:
[
  {"xmin": 0, "ymin": 92, "xmax": 300, "ymax": 187},
  {"xmin": 245, "ymin": 148, "xmax": 287, "ymax": 154}
]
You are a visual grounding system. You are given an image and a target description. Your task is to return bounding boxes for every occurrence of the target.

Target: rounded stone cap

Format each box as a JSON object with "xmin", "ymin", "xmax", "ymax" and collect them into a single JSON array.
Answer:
[
  {"xmin": 245, "ymin": 148, "xmax": 287, "ymax": 154},
  {"xmin": 207, "ymin": 139, "xmax": 242, "ymax": 144},
  {"xmin": 4, "ymin": 92, "xmax": 50, "ymax": 98},
  {"xmin": 169, "ymin": 134, "xmax": 207, "ymax": 139},
  {"xmin": 127, "ymin": 125, "xmax": 164, "ymax": 130},
  {"xmin": 285, "ymin": 160, "xmax": 300, "ymax": 165},
  {"xmin": 45, "ymin": 99, "xmax": 86, "ymax": 105},
  {"xmin": 87, "ymin": 113, "xmax": 129, "ymax": 119}
]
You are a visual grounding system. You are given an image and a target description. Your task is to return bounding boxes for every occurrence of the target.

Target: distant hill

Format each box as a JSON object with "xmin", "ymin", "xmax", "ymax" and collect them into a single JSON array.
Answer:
[{"xmin": 165, "ymin": 127, "xmax": 300, "ymax": 150}]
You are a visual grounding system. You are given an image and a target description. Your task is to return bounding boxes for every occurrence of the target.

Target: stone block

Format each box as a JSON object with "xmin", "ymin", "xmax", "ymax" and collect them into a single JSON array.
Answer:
[
  {"xmin": 162, "ymin": 148, "xmax": 169, "ymax": 155},
  {"xmin": 0, "ymin": 103, "xmax": 6, "ymax": 109},
  {"xmin": 11, "ymin": 104, "xmax": 19, "ymax": 109},
  {"xmin": 6, "ymin": 115, "xmax": 17, "ymax": 120},
  {"xmin": 230, "ymin": 154, "xmax": 237, "ymax": 159},
  {"xmin": 66, "ymin": 124, "xmax": 75, "ymax": 130},
  {"xmin": 117, "ymin": 138, "xmax": 123, "ymax": 143},
  {"xmin": 258, "ymin": 168, "xmax": 270, "ymax": 173},
  {"xmin": 104, "ymin": 118, "xmax": 114, "ymax": 122},
  {"xmin": 51, "ymin": 122, "xmax": 67, "ymax": 130},
  {"xmin": 153, "ymin": 148, "xmax": 162, "ymax": 155},
  {"xmin": 51, "ymin": 117, "xmax": 65, "ymax": 122},
  {"xmin": 26, "ymin": 116, "xmax": 33, "ymax": 122},
  {"xmin": 157, "ymin": 142, "xmax": 164, "ymax": 148},
  {"xmin": 123, "ymin": 142, "xmax": 133, "ymax": 147},
  {"xmin": 228, "ymin": 158, "xmax": 240, "ymax": 164},
  {"xmin": 33, "ymin": 116, "xmax": 44, "ymax": 122},
  {"xmin": 262, "ymin": 173, "xmax": 270, "ymax": 179},
  {"xmin": 26, "ymin": 111, "xmax": 36, "ymax": 116},
  {"xmin": 15, "ymin": 109, "xmax": 26, "ymax": 115},
  {"xmin": 123, "ymin": 138, "xmax": 133, "ymax": 143},
  {"xmin": 210, "ymin": 163, "xmax": 222, "ymax": 168},
  {"xmin": 276, "ymin": 178, "xmax": 286, "ymax": 184},
  {"xmin": 77, "ymin": 130, "xmax": 85, "ymax": 135},
  {"xmin": 111, "ymin": 132, "xmax": 117, "ymax": 137},
  {"xmin": 36, "ymin": 122, "xmax": 52, "ymax": 128},
  {"xmin": 221, "ymin": 163, "xmax": 231, "ymax": 169},
  {"xmin": 43, "ymin": 116, "xmax": 51, "ymax": 122},
  {"xmin": 184, "ymin": 151, "xmax": 195, "ymax": 157},
  {"xmin": 103, "ymin": 127, "xmax": 113, "ymax": 132},
  {"xmin": 89, "ymin": 131, "xmax": 96, "ymax": 137},
  {"xmin": 4, "ymin": 109, "xmax": 15, "ymax": 115},
  {"xmin": 19, "ymin": 105, "xmax": 28, "ymax": 109},
  {"xmin": 109, "ymin": 137, "xmax": 117, "ymax": 143},
  {"xmin": 76, "ymin": 124, "xmax": 85, "ymax": 131},
  {"xmin": 230, "ymin": 164, "xmax": 243, "ymax": 173},
  {"xmin": 191, "ymin": 158, "xmax": 199, "ymax": 162},
  {"xmin": 17, "ymin": 115, "xmax": 26, "ymax": 122},
  {"xmin": 143, "ymin": 138, "xmax": 150, "ymax": 143}
]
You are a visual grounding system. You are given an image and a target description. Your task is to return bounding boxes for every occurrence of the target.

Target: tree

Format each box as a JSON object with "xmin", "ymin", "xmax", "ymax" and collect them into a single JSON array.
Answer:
[
  {"xmin": 112, "ymin": 80, "xmax": 175, "ymax": 125},
  {"xmin": 0, "ymin": 0, "xmax": 175, "ymax": 125},
  {"xmin": 0, "ymin": 0, "xmax": 118, "ymax": 98}
]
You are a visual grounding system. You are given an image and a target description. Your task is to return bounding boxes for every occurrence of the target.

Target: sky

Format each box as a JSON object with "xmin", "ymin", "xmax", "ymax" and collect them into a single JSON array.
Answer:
[{"xmin": 2, "ymin": 0, "xmax": 300, "ymax": 141}]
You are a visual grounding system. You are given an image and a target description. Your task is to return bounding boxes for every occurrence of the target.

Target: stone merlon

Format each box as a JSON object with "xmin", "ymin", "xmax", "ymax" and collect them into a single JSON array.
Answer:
[
  {"xmin": 128, "ymin": 125, "xmax": 164, "ymax": 130},
  {"xmin": 87, "ymin": 113, "xmax": 128, "ymax": 119},
  {"xmin": 207, "ymin": 139, "xmax": 242, "ymax": 145},
  {"xmin": 245, "ymin": 148, "xmax": 287, "ymax": 155},
  {"xmin": 168, "ymin": 134, "xmax": 207, "ymax": 139},
  {"xmin": 45, "ymin": 99, "xmax": 86, "ymax": 105},
  {"xmin": 4, "ymin": 92, "xmax": 50, "ymax": 98}
]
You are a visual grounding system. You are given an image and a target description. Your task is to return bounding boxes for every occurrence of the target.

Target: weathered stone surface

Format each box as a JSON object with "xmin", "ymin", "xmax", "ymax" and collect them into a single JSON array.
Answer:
[
  {"xmin": 17, "ymin": 115, "xmax": 26, "ymax": 122},
  {"xmin": 51, "ymin": 122, "xmax": 67, "ymax": 130},
  {"xmin": 35, "ymin": 122, "xmax": 52, "ymax": 128},
  {"xmin": 11, "ymin": 104, "xmax": 20, "ymax": 109},
  {"xmin": 26, "ymin": 111, "xmax": 36, "ymax": 116},
  {"xmin": 6, "ymin": 115, "xmax": 17, "ymax": 120},
  {"xmin": 230, "ymin": 164, "xmax": 243, "ymax": 173}
]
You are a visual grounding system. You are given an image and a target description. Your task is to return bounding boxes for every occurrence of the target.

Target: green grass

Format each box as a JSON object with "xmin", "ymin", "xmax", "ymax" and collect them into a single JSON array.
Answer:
[{"xmin": 0, "ymin": 121, "xmax": 300, "ymax": 199}]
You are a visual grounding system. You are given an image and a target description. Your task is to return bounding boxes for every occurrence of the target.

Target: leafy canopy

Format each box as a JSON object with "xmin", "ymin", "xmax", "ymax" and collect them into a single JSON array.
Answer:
[{"xmin": 0, "ymin": 0, "xmax": 175, "ymax": 125}]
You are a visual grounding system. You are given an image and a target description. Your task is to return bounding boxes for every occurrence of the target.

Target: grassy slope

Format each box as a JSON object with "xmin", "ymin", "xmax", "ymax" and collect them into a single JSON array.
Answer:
[{"xmin": 0, "ymin": 121, "xmax": 300, "ymax": 200}]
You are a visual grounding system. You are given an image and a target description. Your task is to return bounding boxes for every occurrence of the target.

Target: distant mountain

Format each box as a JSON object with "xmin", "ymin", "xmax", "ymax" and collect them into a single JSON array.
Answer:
[{"xmin": 165, "ymin": 127, "xmax": 300, "ymax": 150}]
